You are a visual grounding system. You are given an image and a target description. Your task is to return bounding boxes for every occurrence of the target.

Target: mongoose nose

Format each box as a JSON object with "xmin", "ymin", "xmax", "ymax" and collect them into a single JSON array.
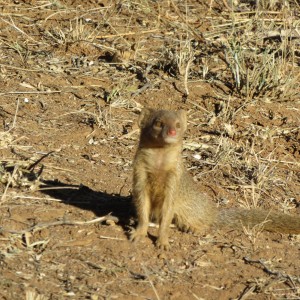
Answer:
[{"xmin": 168, "ymin": 129, "xmax": 177, "ymax": 136}]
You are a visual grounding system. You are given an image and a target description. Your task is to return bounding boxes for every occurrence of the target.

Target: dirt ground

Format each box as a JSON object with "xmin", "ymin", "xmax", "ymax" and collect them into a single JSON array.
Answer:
[{"xmin": 1, "ymin": 1, "xmax": 300, "ymax": 299}]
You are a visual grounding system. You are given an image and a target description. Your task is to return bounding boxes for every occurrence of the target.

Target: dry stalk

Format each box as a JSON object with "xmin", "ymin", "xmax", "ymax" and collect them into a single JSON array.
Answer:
[
  {"xmin": 96, "ymin": 29, "xmax": 158, "ymax": 39},
  {"xmin": 0, "ymin": 91, "xmax": 62, "ymax": 96},
  {"xmin": 0, "ymin": 215, "xmax": 119, "ymax": 235},
  {"xmin": 142, "ymin": 264, "xmax": 161, "ymax": 300},
  {"xmin": 0, "ymin": 16, "xmax": 37, "ymax": 42},
  {"xmin": 0, "ymin": 165, "xmax": 18, "ymax": 204},
  {"xmin": 169, "ymin": 0, "xmax": 204, "ymax": 42},
  {"xmin": 25, "ymin": 289, "xmax": 48, "ymax": 300},
  {"xmin": 244, "ymin": 256, "xmax": 299, "ymax": 286},
  {"xmin": 242, "ymin": 216, "xmax": 272, "ymax": 249}
]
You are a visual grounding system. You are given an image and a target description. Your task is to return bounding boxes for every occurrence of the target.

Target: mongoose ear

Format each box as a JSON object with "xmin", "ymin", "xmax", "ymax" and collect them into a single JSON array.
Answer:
[
  {"xmin": 178, "ymin": 110, "xmax": 187, "ymax": 131},
  {"xmin": 138, "ymin": 108, "xmax": 153, "ymax": 128}
]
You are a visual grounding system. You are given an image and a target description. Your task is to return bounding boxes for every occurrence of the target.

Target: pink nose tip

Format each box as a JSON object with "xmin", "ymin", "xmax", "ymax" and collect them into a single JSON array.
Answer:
[{"xmin": 168, "ymin": 129, "xmax": 176, "ymax": 136}]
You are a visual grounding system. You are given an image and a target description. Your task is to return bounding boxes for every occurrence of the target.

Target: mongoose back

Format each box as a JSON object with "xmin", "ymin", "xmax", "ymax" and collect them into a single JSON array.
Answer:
[{"xmin": 130, "ymin": 108, "xmax": 300, "ymax": 249}]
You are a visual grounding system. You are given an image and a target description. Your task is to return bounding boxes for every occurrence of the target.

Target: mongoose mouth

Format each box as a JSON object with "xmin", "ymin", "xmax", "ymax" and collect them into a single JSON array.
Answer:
[{"xmin": 164, "ymin": 134, "xmax": 179, "ymax": 144}]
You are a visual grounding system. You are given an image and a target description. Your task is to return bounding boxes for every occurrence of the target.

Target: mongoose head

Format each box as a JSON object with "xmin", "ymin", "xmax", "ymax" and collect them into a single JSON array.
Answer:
[{"xmin": 138, "ymin": 108, "xmax": 187, "ymax": 147}]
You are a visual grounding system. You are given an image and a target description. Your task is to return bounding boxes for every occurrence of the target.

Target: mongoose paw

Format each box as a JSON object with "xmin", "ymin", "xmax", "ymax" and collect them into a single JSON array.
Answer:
[
  {"xmin": 180, "ymin": 224, "xmax": 197, "ymax": 234},
  {"xmin": 156, "ymin": 238, "xmax": 170, "ymax": 250},
  {"xmin": 130, "ymin": 229, "xmax": 147, "ymax": 243}
]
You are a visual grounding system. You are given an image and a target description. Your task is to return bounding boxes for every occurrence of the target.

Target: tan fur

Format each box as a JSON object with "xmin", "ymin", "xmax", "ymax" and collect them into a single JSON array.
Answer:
[{"xmin": 130, "ymin": 108, "xmax": 300, "ymax": 249}]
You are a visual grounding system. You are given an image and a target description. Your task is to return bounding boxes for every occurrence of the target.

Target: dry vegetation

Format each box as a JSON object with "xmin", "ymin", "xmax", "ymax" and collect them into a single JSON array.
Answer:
[{"xmin": 0, "ymin": 0, "xmax": 300, "ymax": 299}]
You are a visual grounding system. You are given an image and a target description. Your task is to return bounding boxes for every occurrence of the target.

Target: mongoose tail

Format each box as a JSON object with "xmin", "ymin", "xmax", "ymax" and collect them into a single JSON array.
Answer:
[{"xmin": 215, "ymin": 208, "xmax": 300, "ymax": 234}]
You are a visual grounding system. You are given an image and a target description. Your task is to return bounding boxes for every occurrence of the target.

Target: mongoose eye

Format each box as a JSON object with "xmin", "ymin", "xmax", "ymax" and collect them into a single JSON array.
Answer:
[
  {"xmin": 154, "ymin": 120, "xmax": 162, "ymax": 128},
  {"xmin": 176, "ymin": 122, "xmax": 181, "ymax": 128}
]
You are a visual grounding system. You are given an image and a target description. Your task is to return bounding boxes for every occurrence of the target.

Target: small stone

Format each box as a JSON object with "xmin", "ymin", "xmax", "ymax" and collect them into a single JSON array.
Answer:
[
  {"xmin": 106, "ymin": 219, "xmax": 116, "ymax": 226},
  {"xmin": 158, "ymin": 253, "xmax": 167, "ymax": 260}
]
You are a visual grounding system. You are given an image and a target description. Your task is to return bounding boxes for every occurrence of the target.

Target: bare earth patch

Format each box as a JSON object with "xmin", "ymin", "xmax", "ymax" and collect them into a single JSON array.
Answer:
[{"xmin": 0, "ymin": 1, "xmax": 300, "ymax": 299}]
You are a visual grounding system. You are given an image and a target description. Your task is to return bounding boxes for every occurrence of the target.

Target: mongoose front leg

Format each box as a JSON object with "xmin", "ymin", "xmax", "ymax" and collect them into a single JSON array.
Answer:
[
  {"xmin": 130, "ymin": 191, "xmax": 150, "ymax": 242},
  {"xmin": 130, "ymin": 169, "xmax": 150, "ymax": 242},
  {"xmin": 156, "ymin": 173, "xmax": 177, "ymax": 250},
  {"xmin": 156, "ymin": 206, "xmax": 173, "ymax": 250}
]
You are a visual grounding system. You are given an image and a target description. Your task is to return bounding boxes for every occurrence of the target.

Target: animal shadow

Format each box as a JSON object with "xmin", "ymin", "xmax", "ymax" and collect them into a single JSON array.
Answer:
[{"xmin": 39, "ymin": 180, "xmax": 134, "ymax": 231}]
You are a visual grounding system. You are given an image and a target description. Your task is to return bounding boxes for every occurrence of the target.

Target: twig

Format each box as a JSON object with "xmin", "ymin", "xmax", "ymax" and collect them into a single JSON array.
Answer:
[
  {"xmin": 37, "ymin": 186, "xmax": 80, "ymax": 191},
  {"xmin": 169, "ymin": 0, "xmax": 205, "ymax": 42},
  {"xmin": 184, "ymin": 57, "xmax": 192, "ymax": 96},
  {"xmin": 0, "ymin": 16, "xmax": 37, "ymax": 42},
  {"xmin": 99, "ymin": 235, "xmax": 125, "ymax": 241},
  {"xmin": 119, "ymin": 128, "xmax": 140, "ymax": 140},
  {"xmin": 0, "ymin": 215, "xmax": 119, "ymax": 234},
  {"xmin": 192, "ymin": 291, "xmax": 206, "ymax": 300},
  {"xmin": 43, "ymin": 164, "xmax": 78, "ymax": 173},
  {"xmin": 237, "ymin": 285, "xmax": 256, "ymax": 300},
  {"xmin": 259, "ymin": 157, "xmax": 300, "ymax": 166},
  {"xmin": 142, "ymin": 264, "xmax": 161, "ymax": 300},
  {"xmin": 12, "ymin": 195, "xmax": 62, "ymax": 202},
  {"xmin": 0, "ymin": 165, "xmax": 18, "ymax": 204},
  {"xmin": 86, "ymin": 261, "xmax": 107, "ymax": 271},
  {"xmin": 131, "ymin": 82, "xmax": 152, "ymax": 97},
  {"xmin": 0, "ymin": 91, "xmax": 62, "ymax": 96},
  {"xmin": 2, "ymin": 98, "xmax": 20, "ymax": 133},
  {"xmin": 11, "ymin": 98, "xmax": 19, "ymax": 130},
  {"xmin": 0, "ymin": 63, "xmax": 41, "ymax": 72},
  {"xmin": 243, "ymin": 257, "xmax": 280, "ymax": 276},
  {"xmin": 243, "ymin": 257, "xmax": 297, "ymax": 290},
  {"xmin": 96, "ymin": 29, "xmax": 158, "ymax": 39}
]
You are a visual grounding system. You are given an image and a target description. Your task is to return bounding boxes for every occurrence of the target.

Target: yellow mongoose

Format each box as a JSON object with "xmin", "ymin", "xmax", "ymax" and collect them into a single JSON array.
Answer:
[{"xmin": 130, "ymin": 108, "xmax": 300, "ymax": 249}]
